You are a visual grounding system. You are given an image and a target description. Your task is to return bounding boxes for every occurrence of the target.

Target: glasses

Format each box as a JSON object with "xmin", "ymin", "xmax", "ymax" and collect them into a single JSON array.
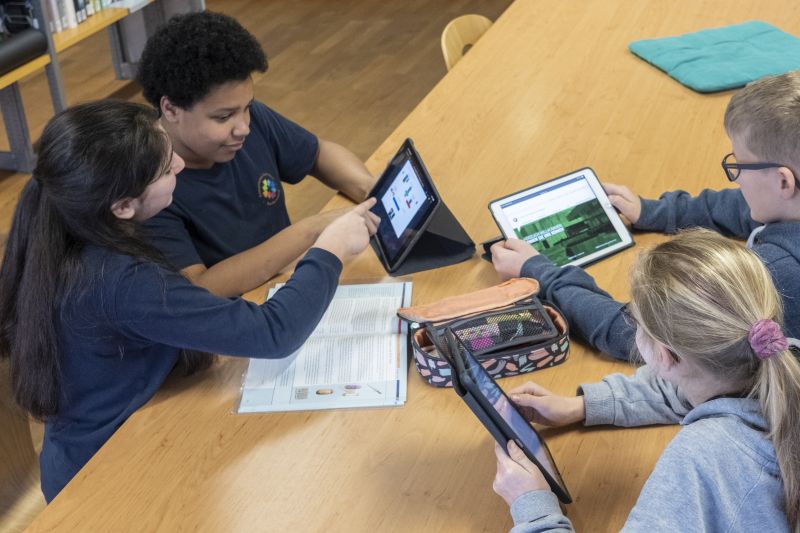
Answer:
[
  {"xmin": 620, "ymin": 303, "xmax": 681, "ymax": 362},
  {"xmin": 620, "ymin": 303, "xmax": 637, "ymax": 328},
  {"xmin": 721, "ymin": 152, "xmax": 784, "ymax": 182}
]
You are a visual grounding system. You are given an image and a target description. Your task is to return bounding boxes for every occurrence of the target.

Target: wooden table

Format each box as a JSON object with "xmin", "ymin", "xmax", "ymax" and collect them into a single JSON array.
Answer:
[{"xmin": 28, "ymin": 1, "xmax": 800, "ymax": 531}]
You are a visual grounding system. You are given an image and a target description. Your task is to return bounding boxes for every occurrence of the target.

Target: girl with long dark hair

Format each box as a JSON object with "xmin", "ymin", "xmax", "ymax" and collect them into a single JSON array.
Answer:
[{"xmin": 0, "ymin": 99, "xmax": 378, "ymax": 502}]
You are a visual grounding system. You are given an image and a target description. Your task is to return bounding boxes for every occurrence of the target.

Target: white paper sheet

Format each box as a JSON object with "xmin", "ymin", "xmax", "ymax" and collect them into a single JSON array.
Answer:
[{"xmin": 237, "ymin": 281, "xmax": 411, "ymax": 413}]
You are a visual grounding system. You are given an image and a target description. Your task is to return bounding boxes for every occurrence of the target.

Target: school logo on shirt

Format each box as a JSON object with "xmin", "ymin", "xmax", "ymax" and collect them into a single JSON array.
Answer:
[{"xmin": 258, "ymin": 173, "xmax": 281, "ymax": 206}]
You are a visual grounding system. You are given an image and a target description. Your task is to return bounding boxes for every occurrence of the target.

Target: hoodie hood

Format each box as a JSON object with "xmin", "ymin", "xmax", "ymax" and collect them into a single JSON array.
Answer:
[{"xmin": 682, "ymin": 396, "xmax": 779, "ymax": 477}]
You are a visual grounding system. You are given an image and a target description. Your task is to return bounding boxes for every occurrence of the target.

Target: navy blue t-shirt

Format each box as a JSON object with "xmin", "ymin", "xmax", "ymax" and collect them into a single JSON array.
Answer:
[
  {"xmin": 40, "ymin": 245, "xmax": 341, "ymax": 502},
  {"xmin": 145, "ymin": 101, "xmax": 319, "ymax": 269}
]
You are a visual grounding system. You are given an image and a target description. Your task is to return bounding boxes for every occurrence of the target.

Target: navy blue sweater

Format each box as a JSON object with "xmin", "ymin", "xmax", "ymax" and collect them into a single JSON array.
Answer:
[
  {"xmin": 40, "ymin": 246, "xmax": 341, "ymax": 502},
  {"xmin": 522, "ymin": 188, "xmax": 800, "ymax": 360}
]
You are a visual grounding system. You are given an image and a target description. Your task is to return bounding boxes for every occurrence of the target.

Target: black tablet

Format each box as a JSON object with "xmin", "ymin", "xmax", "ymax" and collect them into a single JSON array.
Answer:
[
  {"xmin": 443, "ymin": 330, "xmax": 572, "ymax": 504},
  {"xmin": 368, "ymin": 139, "xmax": 441, "ymax": 273},
  {"xmin": 488, "ymin": 167, "xmax": 633, "ymax": 268}
]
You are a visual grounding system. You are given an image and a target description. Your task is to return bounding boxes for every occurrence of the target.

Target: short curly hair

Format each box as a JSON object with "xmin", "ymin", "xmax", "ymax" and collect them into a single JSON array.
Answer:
[{"xmin": 136, "ymin": 11, "xmax": 268, "ymax": 109}]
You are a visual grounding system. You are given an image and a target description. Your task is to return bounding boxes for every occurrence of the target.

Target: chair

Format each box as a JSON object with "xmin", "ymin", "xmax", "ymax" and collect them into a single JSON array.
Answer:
[
  {"xmin": 440, "ymin": 14, "xmax": 493, "ymax": 71},
  {"xmin": 0, "ymin": 361, "xmax": 45, "ymax": 532}
]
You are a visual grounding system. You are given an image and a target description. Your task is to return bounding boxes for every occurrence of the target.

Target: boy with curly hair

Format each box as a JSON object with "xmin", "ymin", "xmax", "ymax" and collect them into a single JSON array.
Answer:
[{"xmin": 137, "ymin": 11, "xmax": 376, "ymax": 297}]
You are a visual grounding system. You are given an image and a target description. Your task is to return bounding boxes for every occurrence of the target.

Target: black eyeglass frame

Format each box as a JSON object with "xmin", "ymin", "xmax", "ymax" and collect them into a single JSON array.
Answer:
[{"xmin": 721, "ymin": 152, "xmax": 785, "ymax": 182}]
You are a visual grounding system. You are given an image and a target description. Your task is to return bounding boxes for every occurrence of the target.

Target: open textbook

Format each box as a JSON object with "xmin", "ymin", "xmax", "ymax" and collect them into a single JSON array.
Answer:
[{"xmin": 237, "ymin": 282, "xmax": 412, "ymax": 413}]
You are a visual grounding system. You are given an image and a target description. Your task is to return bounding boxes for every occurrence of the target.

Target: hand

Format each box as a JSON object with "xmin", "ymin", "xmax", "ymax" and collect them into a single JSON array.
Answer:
[
  {"xmin": 493, "ymin": 441, "xmax": 550, "ymax": 507},
  {"xmin": 309, "ymin": 206, "xmax": 353, "ymax": 235},
  {"xmin": 604, "ymin": 183, "xmax": 641, "ymax": 224},
  {"xmin": 314, "ymin": 198, "xmax": 380, "ymax": 262},
  {"xmin": 491, "ymin": 239, "xmax": 539, "ymax": 280},
  {"xmin": 508, "ymin": 382, "xmax": 585, "ymax": 427}
]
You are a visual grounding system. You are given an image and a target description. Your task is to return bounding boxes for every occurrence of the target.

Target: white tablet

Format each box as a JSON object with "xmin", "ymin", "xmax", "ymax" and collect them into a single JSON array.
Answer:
[{"xmin": 488, "ymin": 167, "xmax": 633, "ymax": 267}]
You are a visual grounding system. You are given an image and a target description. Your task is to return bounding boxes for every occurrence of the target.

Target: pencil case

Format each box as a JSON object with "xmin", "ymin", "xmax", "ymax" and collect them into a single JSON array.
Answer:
[{"xmin": 397, "ymin": 278, "xmax": 569, "ymax": 387}]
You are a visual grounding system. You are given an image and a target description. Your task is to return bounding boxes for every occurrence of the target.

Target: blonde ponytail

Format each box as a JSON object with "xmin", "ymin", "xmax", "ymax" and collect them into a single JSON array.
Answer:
[{"xmin": 758, "ymin": 351, "xmax": 800, "ymax": 529}]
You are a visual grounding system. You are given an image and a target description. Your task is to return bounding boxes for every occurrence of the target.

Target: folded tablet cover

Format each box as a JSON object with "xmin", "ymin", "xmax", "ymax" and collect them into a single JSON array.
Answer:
[
  {"xmin": 371, "ymin": 200, "xmax": 474, "ymax": 276},
  {"xmin": 629, "ymin": 21, "xmax": 800, "ymax": 93}
]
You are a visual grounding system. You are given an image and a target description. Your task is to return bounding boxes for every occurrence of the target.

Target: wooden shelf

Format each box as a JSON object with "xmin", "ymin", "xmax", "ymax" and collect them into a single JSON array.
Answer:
[
  {"xmin": 52, "ymin": 8, "xmax": 129, "ymax": 53},
  {"xmin": 0, "ymin": 54, "xmax": 50, "ymax": 91},
  {"xmin": 0, "ymin": 0, "xmax": 199, "ymax": 172}
]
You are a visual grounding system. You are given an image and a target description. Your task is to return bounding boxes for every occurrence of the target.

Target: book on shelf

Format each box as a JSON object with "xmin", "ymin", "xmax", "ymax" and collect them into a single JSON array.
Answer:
[
  {"xmin": 237, "ymin": 281, "xmax": 412, "ymax": 414},
  {"xmin": 110, "ymin": 0, "xmax": 150, "ymax": 13},
  {"xmin": 63, "ymin": 0, "xmax": 77, "ymax": 27},
  {"xmin": 44, "ymin": 0, "xmax": 123, "ymax": 34},
  {"xmin": 45, "ymin": 0, "xmax": 63, "ymax": 32}
]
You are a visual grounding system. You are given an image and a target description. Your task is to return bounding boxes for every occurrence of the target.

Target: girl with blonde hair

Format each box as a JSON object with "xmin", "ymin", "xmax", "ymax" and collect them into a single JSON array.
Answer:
[{"xmin": 493, "ymin": 228, "xmax": 800, "ymax": 532}]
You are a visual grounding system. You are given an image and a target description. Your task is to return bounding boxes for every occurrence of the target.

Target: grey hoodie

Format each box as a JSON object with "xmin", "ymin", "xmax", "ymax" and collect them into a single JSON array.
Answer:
[
  {"xmin": 507, "ymin": 366, "xmax": 788, "ymax": 532},
  {"xmin": 521, "ymin": 187, "xmax": 800, "ymax": 361}
]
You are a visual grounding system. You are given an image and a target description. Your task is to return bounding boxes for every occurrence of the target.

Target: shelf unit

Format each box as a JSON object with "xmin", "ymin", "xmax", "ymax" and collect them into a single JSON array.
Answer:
[
  {"xmin": 0, "ymin": 0, "xmax": 204, "ymax": 173},
  {"xmin": 52, "ymin": 7, "xmax": 130, "ymax": 53},
  {"xmin": 0, "ymin": 52, "xmax": 50, "ymax": 171}
]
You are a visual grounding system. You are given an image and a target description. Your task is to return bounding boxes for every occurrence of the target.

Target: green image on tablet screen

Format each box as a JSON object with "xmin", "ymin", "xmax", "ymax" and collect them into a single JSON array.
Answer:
[{"xmin": 502, "ymin": 175, "xmax": 622, "ymax": 266}]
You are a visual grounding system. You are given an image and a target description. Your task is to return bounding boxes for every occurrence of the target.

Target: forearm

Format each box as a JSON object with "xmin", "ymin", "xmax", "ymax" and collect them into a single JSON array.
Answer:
[
  {"xmin": 311, "ymin": 139, "xmax": 375, "ymax": 202},
  {"xmin": 116, "ymin": 248, "xmax": 343, "ymax": 360},
  {"xmin": 636, "ymin": 188, "xmax": 757, "ymax": 238},
  {"xmin": 580, "ymin": 366, "xmax": 692, "ymax": 427},
  {"xmin": 184, "ymin": 217, "xmax": 322, "ymax": 297},
  {"xmin": 521, "ymin": 256, "xmax": 635, "ymax": 361}
]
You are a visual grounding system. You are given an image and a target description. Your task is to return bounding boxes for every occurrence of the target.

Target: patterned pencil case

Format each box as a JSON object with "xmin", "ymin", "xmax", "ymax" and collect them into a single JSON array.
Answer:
[{"xmin": 397, "ymin": 278, "xmax": 570, "ymax": 387}]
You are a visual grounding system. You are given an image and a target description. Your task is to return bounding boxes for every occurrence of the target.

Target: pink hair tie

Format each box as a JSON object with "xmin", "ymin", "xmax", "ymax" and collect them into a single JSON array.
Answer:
[{"xmin": 748, "ymin": 319, "xmax": 787, "ymax": 360}]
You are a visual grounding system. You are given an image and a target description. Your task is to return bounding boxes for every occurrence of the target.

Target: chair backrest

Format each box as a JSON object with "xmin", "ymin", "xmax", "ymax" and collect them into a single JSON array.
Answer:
[
  {"xmin": 441, "ymin": 14, "xmax": 493, "ymax": 71},
  {"xmin": 0, "ymin": 361, "xmax": 45, "ymax": 531}
]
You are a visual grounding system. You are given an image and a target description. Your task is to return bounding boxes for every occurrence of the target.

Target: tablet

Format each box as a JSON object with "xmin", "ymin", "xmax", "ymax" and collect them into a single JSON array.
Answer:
[
  {"xmin": 442, "ymin": 330, "xmax": 572, "ymax": 503},
  {"xmin": 488, "ymin": 168, "xmax": 633, "ymax": 267},
  {"xmin": 368, "ymin": 139, "xmax": 441, "ymax": 272}
]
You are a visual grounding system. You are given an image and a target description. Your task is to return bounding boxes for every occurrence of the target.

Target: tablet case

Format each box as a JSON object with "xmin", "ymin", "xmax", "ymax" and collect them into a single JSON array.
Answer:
[
  {"xmin": 371, "ymin": 199, "xmax": 475, "ymax": 276},
  {"xmin": 442, "ymin": 329, "xmax": 572, "ymax": 504},
  {"xmin": 370, "ymin": 139, "xmax": 475, "ymax": 276}
]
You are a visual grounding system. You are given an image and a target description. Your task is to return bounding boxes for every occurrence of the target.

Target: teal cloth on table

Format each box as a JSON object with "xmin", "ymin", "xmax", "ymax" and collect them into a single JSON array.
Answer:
[{"xmin": 629, "ymin": 21, "xmax": 800, "ymax": 93}]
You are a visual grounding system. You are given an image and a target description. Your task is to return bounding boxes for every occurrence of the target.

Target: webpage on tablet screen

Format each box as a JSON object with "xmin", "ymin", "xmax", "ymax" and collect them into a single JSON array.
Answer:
[{"xmin": 500, "ymin": 175, "xmax": 622, "ymax": 266}]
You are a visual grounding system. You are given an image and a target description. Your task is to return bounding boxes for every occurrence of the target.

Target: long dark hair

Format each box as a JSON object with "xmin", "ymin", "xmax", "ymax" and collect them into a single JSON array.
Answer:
[{"xmin": 0, "ymin": 99, "xmax": 213, "ymax": 420}]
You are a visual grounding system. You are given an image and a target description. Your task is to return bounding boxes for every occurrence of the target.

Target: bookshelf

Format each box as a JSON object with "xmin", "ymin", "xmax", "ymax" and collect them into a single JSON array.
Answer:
[
  {"xmin": 0, "ymin": 54, "xmax": 50, "ymax": 172},
  {"xmin": 0, "ymin": 0, "xmax": 203, "ymax": 172},
  {"xmin": 0, "ymin": 54, "xmax": 50, "ymax": 89},
  {"xmin": 51, "ymin": 7, "xmax": 129, "ymax": 53}
]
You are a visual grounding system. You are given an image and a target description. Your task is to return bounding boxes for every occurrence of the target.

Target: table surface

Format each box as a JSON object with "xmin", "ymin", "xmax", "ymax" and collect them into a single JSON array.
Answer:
[{"xmin": 28, "ymin": 1, "xmax": 800, "ymax": 531}]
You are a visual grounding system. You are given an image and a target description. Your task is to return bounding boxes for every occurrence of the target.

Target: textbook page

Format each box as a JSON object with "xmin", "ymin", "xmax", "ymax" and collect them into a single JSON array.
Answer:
[{"xmin": 237, "ymin": 281, "xmax": 411, "ymax": 413}]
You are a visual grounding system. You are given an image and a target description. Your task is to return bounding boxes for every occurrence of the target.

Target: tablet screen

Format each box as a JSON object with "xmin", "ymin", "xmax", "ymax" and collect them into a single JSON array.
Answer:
[
  {"xmin": 461, "ymin": 348, "xmax": 561, "ymax": 484},
  {"xmin": 380, "ymin": 160, "xmax": 429, "ymax": 239},
  {"xmin": 370, "ymin": 142, "xmax": 439, "ymax": 266},
  {"xmin": 490, "ymin": 169, "xmax": 632, "ymax": 267}
]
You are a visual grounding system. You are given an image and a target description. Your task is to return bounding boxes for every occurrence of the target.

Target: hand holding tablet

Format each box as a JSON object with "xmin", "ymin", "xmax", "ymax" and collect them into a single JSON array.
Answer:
[
  {"xmin": 603, "ymin": 182, "xmax": 643, "ymax": 224},
  {"xmin": 437, "ymin": 329, "xmax": 572, "ymax": 504},
  {"xmin": 489, "ymin": 168, "xmax": 634, "ymax": 268}
]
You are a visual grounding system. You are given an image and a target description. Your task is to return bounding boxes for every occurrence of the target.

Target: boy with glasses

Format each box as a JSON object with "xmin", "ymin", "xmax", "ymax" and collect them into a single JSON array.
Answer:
[{"xmin": 491, "ymin": 71, "xmax": 800, "ymax": 361}]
